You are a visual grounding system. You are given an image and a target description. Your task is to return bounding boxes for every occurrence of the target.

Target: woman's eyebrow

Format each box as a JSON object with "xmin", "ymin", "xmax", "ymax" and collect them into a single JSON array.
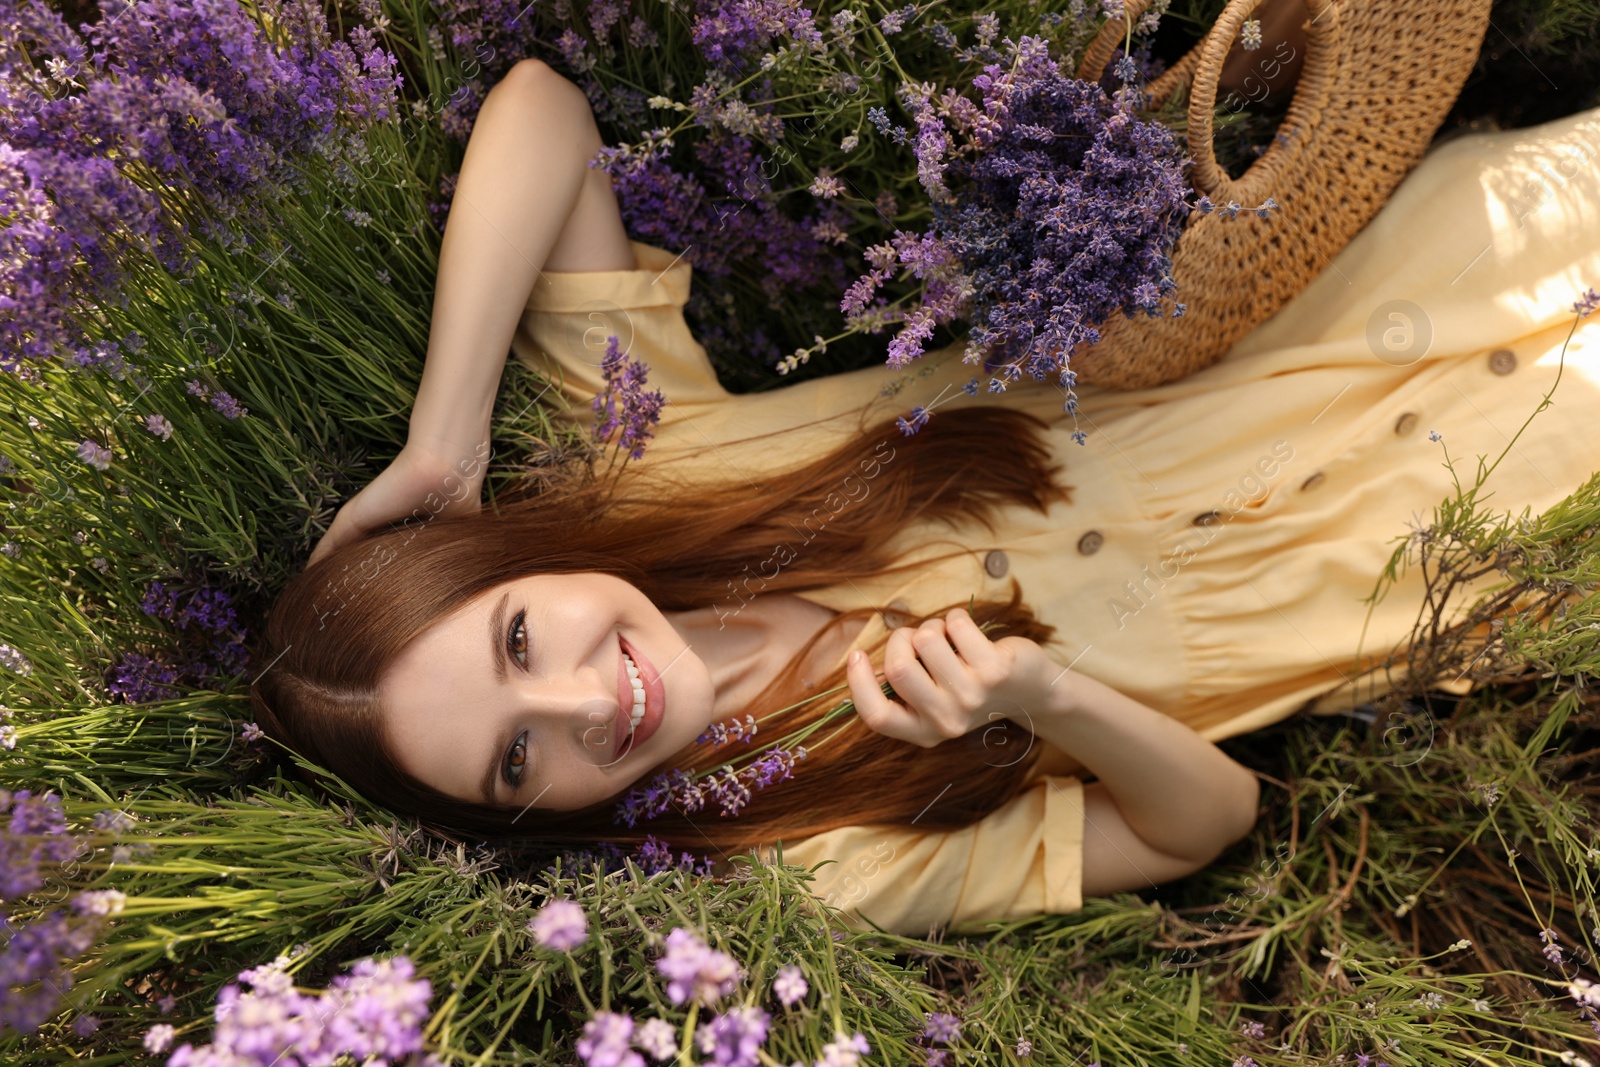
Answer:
[
  {"xmin": 488, "ymin": 591, "xmax": 510, "ymax": 683},
  {"xmin": 480, "ymin": 726, "xmax": 507, "ymax": 806},
  {"xmin": 480, "ymin": 591, "xmax": 514, "ymax": 805}
]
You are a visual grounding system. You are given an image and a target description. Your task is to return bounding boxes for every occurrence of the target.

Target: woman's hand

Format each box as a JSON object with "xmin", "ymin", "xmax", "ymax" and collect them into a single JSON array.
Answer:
[
  {"xmin": 305, "ymin": 439, "xmax": 491, "ymax": 568},
  {"xmin": 845, "ymin": 606, "xmax": 1067, "ymax": 748}
]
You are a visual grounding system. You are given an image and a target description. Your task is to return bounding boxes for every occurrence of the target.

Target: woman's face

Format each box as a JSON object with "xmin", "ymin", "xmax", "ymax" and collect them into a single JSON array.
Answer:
[{"xmin": 377, "ymin": 573, "xmax": 715, "ymax": 812}]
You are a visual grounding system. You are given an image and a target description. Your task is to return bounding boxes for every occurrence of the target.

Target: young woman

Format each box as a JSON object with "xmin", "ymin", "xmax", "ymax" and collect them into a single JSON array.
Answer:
[{"xmin": 253, "ymin": 58, "xmax": 1600, "ymax": 937}]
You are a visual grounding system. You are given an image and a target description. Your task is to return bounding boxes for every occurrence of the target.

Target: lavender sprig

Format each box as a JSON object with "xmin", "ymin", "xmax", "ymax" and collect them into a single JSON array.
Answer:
[
  {"xmin": 591, "ymin": 334, "xmax": 666, "ymax": 463},
  {"xmin": 614, "ymin": 612, "xmax": 1006, "ymax": 825}
]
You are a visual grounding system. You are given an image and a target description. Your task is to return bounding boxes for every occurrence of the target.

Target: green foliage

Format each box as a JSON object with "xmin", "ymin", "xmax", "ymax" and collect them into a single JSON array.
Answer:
[{"xmin": 3, "ymin": 1, "xmax": 1600, "ymax": 1064}]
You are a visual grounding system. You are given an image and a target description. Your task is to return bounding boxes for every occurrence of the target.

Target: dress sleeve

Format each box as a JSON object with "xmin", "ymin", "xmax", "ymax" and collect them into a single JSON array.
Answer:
[
  {"xmin": 509, "ymin": 240, "xmax": 731, "ymax": 435},
  {"xmin": 768, "ymin": 775, "xmax": 1086, "ymax": 937},
  {"xmin": 509, "ymin": 241, "xmax": 1058, "ymax": 466}
]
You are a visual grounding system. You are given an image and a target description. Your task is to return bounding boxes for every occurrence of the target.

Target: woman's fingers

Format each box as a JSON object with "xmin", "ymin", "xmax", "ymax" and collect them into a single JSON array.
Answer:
[
  {"xmin": 882, "ymin": 625, "xmax": 950, "ymax": 722},
  {"xmin": 908, "ymin": 618, "xmax": 980, "ymax": 711},
  {"xmin": 304, "ymin": 445, "xmax": 487, "ymax": 570},
  {"xmin": 846, "ymin": 648, "xmax": 920, "ymax": 745},
  {"xmin": 308, "ymin": 503, "xmax": 364, "ymax": 568},
  {"xmin": 943, "ymin": 607, "xmax": 1009, "ymax": 689}
]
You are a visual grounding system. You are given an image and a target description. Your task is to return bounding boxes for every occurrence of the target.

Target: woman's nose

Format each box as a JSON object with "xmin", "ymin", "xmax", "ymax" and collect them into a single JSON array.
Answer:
[{"xmin": 523, "ymin": 686, "xmax": 629, "ymax": 770}]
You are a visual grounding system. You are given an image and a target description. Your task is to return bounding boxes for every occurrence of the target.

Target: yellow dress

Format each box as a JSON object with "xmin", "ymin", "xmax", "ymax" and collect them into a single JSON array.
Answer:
[{"xmin": 510, "ymin": 104, "xmax": 1600, "ymax": 936}]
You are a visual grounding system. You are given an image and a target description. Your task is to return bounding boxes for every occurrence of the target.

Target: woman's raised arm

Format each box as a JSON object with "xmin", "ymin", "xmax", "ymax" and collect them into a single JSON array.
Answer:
[{"xmin": 308, "ymin": 59, "xmax": 632, "ymax": 566}]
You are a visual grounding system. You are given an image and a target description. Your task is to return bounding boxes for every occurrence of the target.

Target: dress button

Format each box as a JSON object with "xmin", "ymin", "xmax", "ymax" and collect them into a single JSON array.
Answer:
[
  {"xmin": 1192, "ymin": 510, "xmax": 1222, "ymax": 527},
  {"xmin": 1077, "ymin": 530, "xmax": 1104, "ymax": 556},
  {"xmin": 983, "ymin": 550, "xmax": 1009, "ymax": 578},
  {"xmin": 882, "ymin": 599, "xmax": 911, "ymax": 629},
  {"xmin": 1301, "ymin": 471, "xmax": 1326, "ymax": 491},
  {"xmin": 1488, "ymin": 348, "xmax": 1517, "ymax": 375},
  {"xmin": 1394, "ymin": 412, "xmax": 1418, "ymax": 435}
]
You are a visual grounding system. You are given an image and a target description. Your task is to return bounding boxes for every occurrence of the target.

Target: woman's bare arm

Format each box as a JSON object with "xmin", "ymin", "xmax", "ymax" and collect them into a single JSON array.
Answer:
[
  {"xmin": 305, "ymin": 60, "xmax": 632, "ymax": 567},
  {"xmin": 1036, "ymin": 669, "xmax": 1262, "ymax": 897},
  {"xmin": 408, "ymin": 58, "xmax": 633, "ymax": 461},
  {"xmin": 850, "ymin": 611, "xmax": 1264, "ymax": 900}
]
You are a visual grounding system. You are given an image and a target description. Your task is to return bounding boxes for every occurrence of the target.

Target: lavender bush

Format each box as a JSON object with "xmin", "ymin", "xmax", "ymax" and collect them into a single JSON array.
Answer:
[
  {"xmin": 4, "ymin": 1, "xmax": 1600, "ymax": 1065},
  {"xmin": 0, "ymin": 0, "xmax": 402, "ymax": 378},
  {"xmin": 422, "ymin": 0, "xmax": 1274, "ymax": 406}
]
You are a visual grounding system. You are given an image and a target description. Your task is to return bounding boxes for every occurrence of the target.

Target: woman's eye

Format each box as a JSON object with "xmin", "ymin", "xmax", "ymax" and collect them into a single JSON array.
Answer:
[
  {"xmin": 505, "ymin": 731, "xmax": 528, "ymax": 789},
  {"xmin": 508, "ymin": 609, "xmax": 529, "ymax": 668}
]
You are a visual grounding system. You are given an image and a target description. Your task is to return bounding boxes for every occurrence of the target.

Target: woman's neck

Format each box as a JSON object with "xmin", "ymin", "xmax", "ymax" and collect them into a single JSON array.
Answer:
[{"xmin": 663, "ymin": 594, "xmax": 867, "ymax": 721}]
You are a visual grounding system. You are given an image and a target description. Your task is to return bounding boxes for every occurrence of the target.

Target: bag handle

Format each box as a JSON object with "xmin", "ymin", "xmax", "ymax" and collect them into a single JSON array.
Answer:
[{"xmin": 1075, "ymin": 0, "xmax": 1342, "ymax": 203}]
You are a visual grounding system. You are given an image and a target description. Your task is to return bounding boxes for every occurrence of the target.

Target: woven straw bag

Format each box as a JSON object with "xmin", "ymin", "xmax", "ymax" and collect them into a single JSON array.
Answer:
[{"xmin": 1067, "ymin": 0, "xmax": 1493, "ymax": 389}]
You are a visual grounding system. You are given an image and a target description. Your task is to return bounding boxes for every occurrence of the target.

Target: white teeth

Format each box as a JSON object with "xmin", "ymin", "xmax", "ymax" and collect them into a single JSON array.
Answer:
[{"xmin": 623, "ymin": 651, "xmax": 646, "ymax": 734}]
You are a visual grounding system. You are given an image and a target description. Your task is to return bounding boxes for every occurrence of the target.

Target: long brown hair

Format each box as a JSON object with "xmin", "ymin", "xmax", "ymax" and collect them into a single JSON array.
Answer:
[{"xmin": 248, "ymin": 405, "xmax": 1074, "ymax": 853}]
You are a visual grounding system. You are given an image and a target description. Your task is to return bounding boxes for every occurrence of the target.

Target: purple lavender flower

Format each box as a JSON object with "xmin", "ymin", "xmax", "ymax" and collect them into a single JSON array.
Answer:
[
  {"xmin": 528, "ymin": 899, "xmax": 589, "ymax": 950},
  {"xmin": 71, "ymin": 1014, "xmax": 99, "ymax": 1037},
  {"xmin": 1240, "ymin": 1020, "xmax": 1265, "ymax": 1039},
  {"xmin": 634, "ymin": 835, "xmax": 676, "ymax": 875},
  {"xmin": 106, "ymin": 652, "xmax": 183, "ymax": 704},
  {"xmin": 71, "ymin": 889, "xmax": 126, "ymax": 916},
  {"xmin": 594, "ymin": 128, "xmax": 849, "ymax": 360},
  {"xmin": 90, "ymin": 809, "xmax": 135, "ymax": 835},
  {"xmin": 208, "ymin": 390, "xmax": 248, "ymax": 419},
  {"xmin": 878, "ymin": 6, "xmax": 914, "ymax": 34},
  {"xmin": 143, "ymin": 1024, "xmax": 175, "ymax": 1053},
  {"xmin": 809, "ymin": 171, "xmax": 845, "ymax": 198},
  {"xmin": 627, "ymin": 16, "xmax": 660, "ymax": 49},
  {"xmin": 816, "ymin": 1032, "xmax": 871, "ymax": 1067},
  {"xmin": 167, "ymin": 954, "xmax": 435, "ymax": 1067},
  {"xmin": 1, "ymin": 790, "xmax": 84, "ymax": 896},
  {"xmin": 0, "ymin": 792, "xmax": 107, "ymax": 1033},
  {"xmin": 844, "ymin": 36, "xmax": 1187, "ymax": 424},
  {"xmin": 616, "ymin": 747, "xmax": 806, "ymax": 825},
  {"xmin": 0, "ymin": 643, "xmax": 31, "ymax": 677},
  {"xmin": 1016, "ymin": 1037, "xmax": 1033, "ymax": 1057},
  {"xmin": 76, "ymin": 439, "xmax": 112, "ymax": 470},
  {"xmin": 577, "ymin": 1011, "xmax": 644, "ymax": 1067},
  {"xmin": 319, "ymin": 956, "xmax": 435, "ymax": 1063},
  {"xmin": 695, "ymin": 1006, "xmax": 770, "ymax": 1067},
  {"xmin": 772, "ymin": 964, "xmax": 807, "ymax": 1007},
  {"xmin": 6, "ymin": 789, "xmax": 70, "ymax": 850},
  {"xmin": 1574, "ymin": 287, "xmax": 1600, "ymax": 318},
  {"xmin": 697, "ymin": 714, "xmax": 757, "ymax": 747},
  {"xmin": 0, "ymin": 909, "xmax": 99, "ymax": 1033},
  {"xmin": 657, "ymin": 928, "xmax": 741, "ymax": 1007},
  {"xmin": 113, "ymin": 580, "xmax": 251, "ymax": 702},
  {"xmin": 1541, "ymin": 928, "xmax": 1565, "ymax": 965},
  {"xmin": 896, "ymin": 405, "xmax": 931, "ymax": 436},
  {"xmin": 627, "ymin": 836, "xmax": 714, "ymax": 877},
  {"xmin": 241, "ymin": 722, "xmax": 264, "ymax": 743},
  {"xmin": 922, "ymin": 1012, "xmax": 962, "ymax": 1045},
  {"xmin": 591, "ymin": 335, "xmax": 666, "ymax": 461},
  {"xmin": 635, "ymin": 1016, "xmax": 679, "ymax": 1060},
  {"xmin": 690, "ymin": 0, "xmax": 823, "ymax": 74}
]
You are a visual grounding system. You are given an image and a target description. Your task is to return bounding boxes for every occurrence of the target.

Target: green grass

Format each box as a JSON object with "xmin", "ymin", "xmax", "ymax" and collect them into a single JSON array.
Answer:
[{"xmin": 3, "ymin": 0, "xmax": 1600, "ymax": 1062}]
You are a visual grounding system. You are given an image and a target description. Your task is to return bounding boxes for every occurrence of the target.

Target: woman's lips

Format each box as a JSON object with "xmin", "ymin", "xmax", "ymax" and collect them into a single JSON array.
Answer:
[{"xmin": 614, "ymin": 634, "xmax": 665, "ymax": 762}]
